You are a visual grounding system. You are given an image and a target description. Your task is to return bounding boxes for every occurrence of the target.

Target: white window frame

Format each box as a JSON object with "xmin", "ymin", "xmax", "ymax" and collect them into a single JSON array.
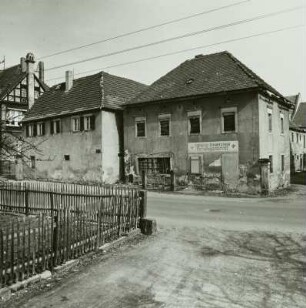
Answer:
[
  {"xmin": 28, "ymin": 124, "xmax": 34, "ymax": 137},
  {"xmin": 37, "ymin": 122, "xmax": 44, "ymax": 136},
  {"xmin": 221, "ymin": 107, "xmax": 238, "ymax": 133},
  {"xmin": 6, "ymin": 108, "xmax": 24, "ymax": 127},
  {"xmin": 71, "ymin": 116, "xmax": 80, "ymax": 132},
  {"xmin": 158, "ymin": 114, "xmax": 171, "ymax": 137},
  {"xmin": 52, "ymin": 119, "xmax": 61, "ymax": 134},
  {"xmin": 187, "ymin": 110, "xmax": 201, "ymax": 135},
  {"xmin": 84, "ymin": 114, "xmax": 92, "ymax": 131},
  {"xmin": 135, "ymin": 116, "xmax": 146, "ymax": 138}
]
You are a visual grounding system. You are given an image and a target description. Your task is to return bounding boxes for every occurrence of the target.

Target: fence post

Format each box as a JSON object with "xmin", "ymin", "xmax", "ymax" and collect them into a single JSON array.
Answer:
[
  {"xmin": 141, "ymin": 170, "xmax": 147, "ymax": 189},
  {"xmin": 25, "ymin": 187, "xmax": 29, "ymax": 216},
  {"xmin": 170, "ymin": 170, "xmax": 175, "ymax": 191},
  {"xmin": 139, "ymin": 190, "xmax": 147, "ymax": 219}
]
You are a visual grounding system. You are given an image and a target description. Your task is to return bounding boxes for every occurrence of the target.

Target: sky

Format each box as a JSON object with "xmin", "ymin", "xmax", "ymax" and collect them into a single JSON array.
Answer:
[{"xmin": 0, "ymin": 0, "xmax": 305, "ymax": 100}]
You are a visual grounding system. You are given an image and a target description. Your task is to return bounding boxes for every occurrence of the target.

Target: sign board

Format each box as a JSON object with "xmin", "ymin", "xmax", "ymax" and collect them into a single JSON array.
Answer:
[{"xmin": 188, "ymin": 141, "xmax": 239, "ymax": 153}]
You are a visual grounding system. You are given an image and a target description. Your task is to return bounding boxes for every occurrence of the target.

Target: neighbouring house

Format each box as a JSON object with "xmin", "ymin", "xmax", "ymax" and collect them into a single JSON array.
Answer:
[
  {"xmin": 287, "ymin": 94, "xmax": 306, "ymax": 172},
  {"xmin": 22, "ymin": 70, "xmax": 147, "ymax": 183},
  {"xmin": 123, "ymin": 51, "xmax": 291, "ymax": 193},
  {"xmin": 0, "ymin": 53, "xmax": 47, "ymax": 177}
]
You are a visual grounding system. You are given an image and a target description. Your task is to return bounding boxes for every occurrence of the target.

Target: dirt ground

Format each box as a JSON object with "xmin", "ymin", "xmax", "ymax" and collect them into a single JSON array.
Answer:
[{"xmin": 2, "ymin": 186, "xmax": 306, "ymax": 308}]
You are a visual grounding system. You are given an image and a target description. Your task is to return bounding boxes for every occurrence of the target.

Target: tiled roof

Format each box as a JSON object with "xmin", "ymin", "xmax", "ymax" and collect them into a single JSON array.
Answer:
[
  {"xmin": 24, "ymin": 71, "xmax": 147, "ymax": 121},
  {"xmin": 292, "ymin": 102, "xmax": 306, "ymax": 128},
  {"xmin": 0, "ymin": 65, "xmax": 26, "ymax": 100},
  {"xmin": 128, "ymin": 51, "xmax": 285, "ymax": 105}
]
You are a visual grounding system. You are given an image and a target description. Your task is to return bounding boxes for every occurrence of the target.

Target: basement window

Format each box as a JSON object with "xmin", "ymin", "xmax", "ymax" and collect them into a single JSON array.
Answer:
[
  {"xmin": 64, "ymin": 155, "xmax": 70, "ymax": 161},
  {"xmin": 138, "ymin": 157, "xmax": 170, "ymax": 175}
]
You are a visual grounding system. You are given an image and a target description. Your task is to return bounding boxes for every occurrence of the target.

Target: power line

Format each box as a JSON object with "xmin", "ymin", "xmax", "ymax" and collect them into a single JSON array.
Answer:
[
  {"xmin": 46, "ymin": 24, "xmax": 305, "ymax": 82},
  {"xmin": 38, "ymin": 0, "xmax": 249, "ymax": 60},
  {"xmin": 45, "ymin": 6, "xmax": 305, "ymax": 72}
]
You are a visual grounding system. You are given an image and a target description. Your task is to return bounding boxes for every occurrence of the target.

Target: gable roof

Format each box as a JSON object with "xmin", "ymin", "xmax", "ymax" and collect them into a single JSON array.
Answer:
[
  {"xmin": 128, "ymin": 51, "xmax": 286, "ymax": 105},
  {"xmin": 292, "ymin": 102, "xmax": 306, "ymax": 128},
  {"xmin": 0, "ymin": 64, "xmax": 49, "ymax": 101},
  {"xmin": 24, "ymin": 71, "xmax": 147, "ymax": 121},
  {"xmin": 0, "ymin": 65, "xmax": 26, "ymax": 100}
]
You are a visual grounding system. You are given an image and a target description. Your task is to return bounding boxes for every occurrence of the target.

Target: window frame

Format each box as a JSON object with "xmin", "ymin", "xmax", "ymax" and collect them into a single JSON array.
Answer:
[
  {"xmin": 189, "ymin": 155, "xmax": 202, "ymax": 175},
  {"xmin": 187, "ymin": 110, "xmax": 201, "ymax": 135},
  {"xmin": 281, "ymin": 154, "xmax": 285, "ymax": 172},
  {"xmin": 221, "ymin": 107, "xmax": 238, "ymax": 133},
  {"xmin": 51, "ymin": 119, "xmax": 61, "ymax": 134},
  {"xmin": 280, "ymin": 112, "xmax": 284, "ymax": 134},
  {"xmin": 71, "ymin": 116, "xmax": 81, "ymax": 132},
  {"xmin": 269, "ymin": 155, "xmax": 273, "ymax": 173},
  {"xmin": 135, "ymin": 116, "xmax": 146, "ymax": 138},
  {"xmin": 158, "ymin": 114, "xmax": 171, "ymax": 137},
  {"xmin": 267, "ymin": 108, "xmax": 273, "ymax": 132},
  {"xmin": 37, "ymin": 122, "xmax": 45, "ymax": 136}
]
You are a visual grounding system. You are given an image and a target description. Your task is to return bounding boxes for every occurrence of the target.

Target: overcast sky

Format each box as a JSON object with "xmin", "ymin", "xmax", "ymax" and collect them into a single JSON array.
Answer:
[{"xmin": 1, "ymin": 0, "xmax": 305, "ymax": 100}]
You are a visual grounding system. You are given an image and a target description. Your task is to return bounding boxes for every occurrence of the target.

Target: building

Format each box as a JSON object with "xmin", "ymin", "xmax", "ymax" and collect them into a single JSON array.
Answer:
[
  {"xmin": 22, "ymin": 71, "xmax": 146, "ymax": 183},
  {"xmin": 123, "ymin": 51, "xmax": 291, "ymax": 193},
  {"xmin": 0, "ymin": 53, "xmax": 47, "ymax": 176},
  {"xmin": 287, "ymin": 95, "xmax": 306, "ymax": 172}
]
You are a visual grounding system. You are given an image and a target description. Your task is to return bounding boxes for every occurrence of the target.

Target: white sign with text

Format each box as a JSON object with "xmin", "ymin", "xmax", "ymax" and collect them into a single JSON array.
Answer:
[{"xmin": 188, "ymin": 141, "xmax": 239, "ymax": 153}]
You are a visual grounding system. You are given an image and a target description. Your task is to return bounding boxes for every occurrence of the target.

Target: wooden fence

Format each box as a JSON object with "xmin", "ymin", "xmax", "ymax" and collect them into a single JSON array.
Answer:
[{"xmin": 0, "ymin": 180, "xmax": 146, "ymax": 288}]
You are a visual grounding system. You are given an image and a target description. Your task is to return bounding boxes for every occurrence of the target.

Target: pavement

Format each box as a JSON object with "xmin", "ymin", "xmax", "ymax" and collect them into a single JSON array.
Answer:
[{"xmin": 4, "ymin": 185, "xmax": 306, "ymax": 308}]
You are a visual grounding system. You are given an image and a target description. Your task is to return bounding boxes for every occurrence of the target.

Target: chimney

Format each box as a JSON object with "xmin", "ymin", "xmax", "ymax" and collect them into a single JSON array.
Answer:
[
  {"xmin": 38, "ymin": 61, "xmax": 44, "ymax": 82},
  {"xmin": 20, "ymin": 57, "xmax": 26, "ymax": 73},
  {"xmin": 65, "ymin": 70, "xmax": 73, "ymax": 91},
  {"xmin": 25, "ymin": 52, "xmax": 35, "ymax": 110}
]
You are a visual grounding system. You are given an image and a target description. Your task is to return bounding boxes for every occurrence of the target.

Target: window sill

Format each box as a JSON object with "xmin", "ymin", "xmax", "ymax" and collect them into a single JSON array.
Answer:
[{"xmin": 221, "ymin": 131, "xmax": 237, "ymax": 134}]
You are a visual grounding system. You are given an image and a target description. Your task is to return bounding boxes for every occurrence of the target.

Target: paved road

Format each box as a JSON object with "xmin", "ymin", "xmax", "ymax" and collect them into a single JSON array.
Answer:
[{"xmin": 7, "ymin": 186, "xmax": 306, "ymax": 308}]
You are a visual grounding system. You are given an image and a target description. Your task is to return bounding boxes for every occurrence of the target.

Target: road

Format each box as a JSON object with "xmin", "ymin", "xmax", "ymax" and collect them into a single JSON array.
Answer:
[{"xmin": 5, "ymin": 185, "xmax": 306, "ymax": 308}]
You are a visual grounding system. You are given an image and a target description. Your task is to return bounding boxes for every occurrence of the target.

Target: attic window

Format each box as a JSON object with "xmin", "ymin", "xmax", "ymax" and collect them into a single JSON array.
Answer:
[{"xmin": 186, "ymin": 78, "xmax": 194, "ymax": 85}]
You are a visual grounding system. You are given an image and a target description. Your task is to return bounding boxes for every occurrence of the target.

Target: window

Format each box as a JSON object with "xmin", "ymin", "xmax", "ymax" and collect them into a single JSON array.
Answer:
[
  {"xmin": 64, "ymin": 155, "xmax": 70, "ymax": 161},
  {"xmin": 280, "ymin": 113, "xmax": 284, "ymax": 134},
  {"xmin": 158, "ymin": 114, "xmax": 170, "ymax": 136},
  {"xmin": 188, "ymin": 110, "xmax": 201, "ymax": 135},
  {"xmin": 269, "ymin": 155, "xmax": 273, "ymax": 173},
  {"xmin": 281, "ymin": 155, "xmax": 285, "ymax": 172},
  {"xmin": 138, "ymin": 157, "xmax": 170, "ymax": 174},
  {"xmin": 292, "ymin": 132, "xmax": 294, "ymax": 142},
  {"xmin": 221, "ymin": 107, "xmax": 237, "ymax": 133},
  {"xmin": 296, "ymin": 133, "xmax": 298, "ymax": 143},
  {"xmin": 135, "ymin": 117, "xmax": 146, "ymax": 137},
  {"xmin": 84, "ymin": 115, "xmax": 95, "ymax": 131},
  {"xmin": 72, "ymin": 117, "xmax": 80, "ymax": 132},
  {"xmin": 267, "ymin": 108, "xmax": 272, "ymax": 132},
  {"xmin": 6, "ymin": 109, "xmax": 24, "ymax": 126},
  {"xmin": 190, "ymin": 156, "xmax": 201, "ymax": 174},
  {"xmin": 30, "ymin": 156, "xmax": 35, "ymax": 169},
  {"xmin": 26, "ymin": 124, "xmax": 35, "ymax": 137},
  {"xmin": 37, "ymin": 122, "xmax": 45, "ymax": 136},
  {"xmin": 51, "ymin": 119, "xmax": 61, "ymax": 134}
]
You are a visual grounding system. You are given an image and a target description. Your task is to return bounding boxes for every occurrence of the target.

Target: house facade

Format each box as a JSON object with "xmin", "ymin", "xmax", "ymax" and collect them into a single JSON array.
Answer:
[
  {"xmin": 123, "ymin": 52, "xmax": 291, "ymax": 193},
  {"xmin": 287, "ymin": 96, "xmax": 306, "ymax": 172},
  {"xmin": 0, "ymin": 53, "xmax": 47, "ymax": 176},
  {"xmin": 22, "ymin": 71, "xmax": 146, "ymax": 183}
]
